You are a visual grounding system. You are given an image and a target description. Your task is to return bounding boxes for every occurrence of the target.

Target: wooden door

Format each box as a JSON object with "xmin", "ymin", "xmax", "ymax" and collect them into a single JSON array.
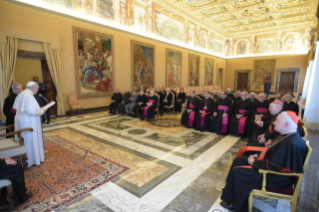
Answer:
[
  {"xmin": 237, "ymin": 73, "xmax": 249, "ymax": 91},
  {"xmin": 279, "ymin": 72, "xmax": 295, "ymax": 94},
  {"xmin": 41, "ymin": 60, "xmax": 57, "ymax": 116}
]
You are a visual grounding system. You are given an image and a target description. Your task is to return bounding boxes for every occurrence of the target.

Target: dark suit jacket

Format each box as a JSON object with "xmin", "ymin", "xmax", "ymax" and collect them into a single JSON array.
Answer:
[
  {"xmin": 163, "ymin": 92, "xmax": 173, "ymax": 105},
  {"xmin": 111, "ymin": 92, "xmax": 122, "ymax": 103}
]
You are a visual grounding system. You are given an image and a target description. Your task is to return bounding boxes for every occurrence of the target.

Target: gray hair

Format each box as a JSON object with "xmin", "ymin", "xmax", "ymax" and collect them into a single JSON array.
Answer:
[
  {"xmin": 250, "ymin": 92, "xmax": 256, "ymax": 97},
  {"xmin": 11, "ymin": 83, "xmax": 21, "ymax": 89}
]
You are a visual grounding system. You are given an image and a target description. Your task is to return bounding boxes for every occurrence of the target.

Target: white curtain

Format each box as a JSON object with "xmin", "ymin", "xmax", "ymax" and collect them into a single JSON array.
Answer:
[
  {"xmin": 301, "ymin": 60, "xmax": 314, "ymax": 101},
  {"xmin": 43, "ymin": 43, "xmax": 66, "ymax": 116},
  {"xmin": 304, "ymin": 41, "xmax": 319, "ymax": 129},
  {"xmin": 0, "ymin": 37, "xmax": 18, "ymax": 122}
]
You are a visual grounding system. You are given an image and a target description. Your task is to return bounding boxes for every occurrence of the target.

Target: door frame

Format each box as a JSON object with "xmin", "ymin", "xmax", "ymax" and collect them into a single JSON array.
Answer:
[
  {"xmin": 276, "ymin": 68, "xmax": 300, "ymax": 93},
  {"xmin": 234, "ymin": 70, "xmax": 252, "ymax": 92}
]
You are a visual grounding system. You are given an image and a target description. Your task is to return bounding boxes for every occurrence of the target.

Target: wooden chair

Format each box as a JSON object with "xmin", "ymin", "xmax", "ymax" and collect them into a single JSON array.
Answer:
[
  {"xmin": 154, "ymin": 93, "xmax": 160, "ymax": 118},
  {"xmin": 248, "ymin": 141, "xmax": 313, "ymax": 212},
  {"xmin": 164, "ymin": 92, "xmax": 175, "ymax": 113},
  {"xmin": 68, "ymin": 92, "xmax": 83, "ymax": 116}
]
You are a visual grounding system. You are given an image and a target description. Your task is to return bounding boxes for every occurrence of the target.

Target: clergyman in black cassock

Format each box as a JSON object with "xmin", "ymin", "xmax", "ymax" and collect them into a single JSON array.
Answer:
[
  {"xmin": 0, "ymin": 157, "xmax": 32, "ymax": 206},
  {"xmin": 195, "ymin": 92, "xmax": 215, "ymax": 131},
  {"xmin": 141, "ymin": 91, "xmax": 158, "ymax": 121},
  {"xmin": 283, "ymin": 93, "xmax": 299, "ymax": 115},
  {"xmin": 210, "ymin": 91, "xmax": 233, "ymax": 134},
  {"xmin": 249, "ymin": 100, "xmax": 283, "ymax": 144},
  {"xmin": 226, "ymin": 88, "xmax": 234, "ymax": 100},
  {"xmin": 135, "ymin": 91, "xmax": 148, "ymax": 117},
  {"xmin": 160, "ymin": 88, "xmax": 173, "ymax": 115},
  {"xmin": 174, "ymin": 89, "xmax": 186, "ymax": 113},
  {"xmin": 231, "ymin": 90, "xmax": 242, "ymax": 114},
  {"xmin": 247, "ymin": 93, "xmax": 270, "ymax": 136},
  {"xmin": 220, "ymin": 112, "xmax": 307, "ymax": 212},
  {"xmin": 117, "ymin": 89, "xmax": 132, "ymax": 115},
  {"xmin": 109, "ymin": 89, "xmax": 122, "ymax": 115},
  {"xmin": 3, "ymin": 83, "xmax": 22, "ymax": 137},
  {"xmin": 229, "ymin": 92, "xmax": 252, "ymax": 137},
  {"xmin": 249, "ymin": 92, "xmax": 258, "ymax": 104},
  {"xmin": 181, "ymin": 91, "xmax": 200, "ymax": 128}
]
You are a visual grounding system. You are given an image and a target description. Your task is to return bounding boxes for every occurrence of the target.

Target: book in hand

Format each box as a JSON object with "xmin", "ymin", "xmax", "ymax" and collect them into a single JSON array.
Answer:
[{"xmin": 43, "ymin": 101, "xmax": 56, "ymax": 111}]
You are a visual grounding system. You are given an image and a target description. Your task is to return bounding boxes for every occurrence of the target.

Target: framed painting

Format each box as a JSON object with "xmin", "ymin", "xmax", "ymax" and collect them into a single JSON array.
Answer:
[
  {"xmin": 188, "ymin": 54, "xmax": 200, "ymax": 86},
  {"xmin": 73, "ymin": 27, "xmax": 114, "ymax": 99},
  {"xmin": 152, "ymin": 5, "xmax": 185, "ymax": 43},
  {"xmin": 209, "ymin": 38, "xmax": 223, "ymax": 55},
  {"xmin": 204, "ymin": 58, "xmax": 214, "ymax": 85},
  {"xmin": 131, "ymin": 40, "xmax": 155, "ymax": 89},
  {"xmin": 236, "ymin": 40, "xmax": 248, "ymax": 55},
  {"xmin": 252, "ymin": 59, "xmax": 276, "ymax": 92},
  {"xmin": 166, "ymin": 49, "xmax": 182, "ymax": 87},
  {"xmin": 255, "ymin": 34, "xmax": 277, "ymax": 54}
]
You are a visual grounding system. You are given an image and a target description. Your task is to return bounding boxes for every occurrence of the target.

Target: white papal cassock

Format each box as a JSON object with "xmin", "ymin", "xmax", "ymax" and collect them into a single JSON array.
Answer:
[{"xmin": 13, "ymin": 88, "xmax": 45, "ymax": 167}]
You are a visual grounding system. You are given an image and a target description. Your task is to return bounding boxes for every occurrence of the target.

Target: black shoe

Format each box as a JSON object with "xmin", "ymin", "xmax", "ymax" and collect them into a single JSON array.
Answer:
[
  {"xmin": 140, "ymin": 117, "xmax": 145, "ymax": 121},
  {"xmin": 160, "ymin": 114, "xmax": 163, "ymax": 116},
  {"xmin": 220, "ymin": 201, "xmax": 233, "ymax": 210}
]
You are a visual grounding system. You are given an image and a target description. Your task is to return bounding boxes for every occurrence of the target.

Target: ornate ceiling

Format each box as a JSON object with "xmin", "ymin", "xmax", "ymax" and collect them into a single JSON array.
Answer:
[{"xmin": 164, "ymin": 0, "xmax": 318, "ymax": 37}]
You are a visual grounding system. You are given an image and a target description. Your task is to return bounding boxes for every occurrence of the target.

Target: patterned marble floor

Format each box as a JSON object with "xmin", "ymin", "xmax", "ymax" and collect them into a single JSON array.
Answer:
[{"xmin": 37, "ymin": 113, "xmax": 293, "ymax": 212}]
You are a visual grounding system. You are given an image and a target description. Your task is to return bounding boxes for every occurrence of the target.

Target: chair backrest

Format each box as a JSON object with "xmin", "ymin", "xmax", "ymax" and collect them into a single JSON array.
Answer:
[
  {"xmin": 303, "ymin": 142, "xmax": 312, "ymax": 171},
  {"xmin": 170, "ymin": 92, "xmax": 175, "ymax": 106},
  {"xmin": 68, "ymin": 93, "xmax": 78, "ymax": 105}
]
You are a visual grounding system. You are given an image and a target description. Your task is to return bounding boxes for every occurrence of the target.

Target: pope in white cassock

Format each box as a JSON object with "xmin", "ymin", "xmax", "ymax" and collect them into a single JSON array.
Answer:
[{"xmin": 13, "ymin": 81, "xmax": 47, "ymax": 167}]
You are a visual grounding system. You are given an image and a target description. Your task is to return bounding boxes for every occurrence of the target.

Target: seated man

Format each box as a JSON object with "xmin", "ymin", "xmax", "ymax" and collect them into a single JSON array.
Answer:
[
  {"xmin": 109, "ymin": 88, "xmax": 122, "ymax": 115},
  {"xmin": 229, "ymin": 91, "xmax": 252, "ymax": 137},
  {"xmin": 211, "ymin": 90, "xmax": 218, "ymax": 101},
  {"xmin": 0, "ymin": 156, "xmax": 32, "ymax": 206},
  {"xmin": 156, "ymin": 87, "xmax": 164, "ymax": 103},
  {"xmin": 268, "ymin": 92, "xmax": 283, "ymax": 102},
  {"xmin": 220, "ymin": 111, "xmax": 307, "ymax": 212},
  {"xmin": 232, "ymin": 90, "xmax": 242, "ymax": 113},
  {"xmin": 283, "ymin": 92, "xmax": 299, "ymax": 115},
  {"xmin": 195, "ymin": 91, "xmax": 214, "ymax": 131},
  {"xmin": 134, "ymin": 90, "xmax": 148, "ymax": 117},
  {"xmin": 249, "ymin": 92, "xmax": 257, "ymax": 104},
  {"xmin": 141, "ymin": 91, "xmax": 158, "ymax": 121},
  {"xmin": 139, "ymin": 85, "xmax": 145, "ymax": 93},
  {"xmin": 247, "ymin": 93, "xmax": 270, "ymax": 136},
  {"xmin": 174, "ymin": 88, "xmax": 186, "ymax": 113},
  {"xmin": 160, "ymin": 88, "xmax": 172, "ymax": 116},
  {"xmin": 210, "ymin": 91, "xmax": 233, "ymax": 135},
  {"xmin": 197, "ymin": 90, "xmax": 205, "ymax": 99},
  {"xmin": 181, "ymin": 91, "xmax": 200, "ymax": 128},
  {"xmin": 249, "ymin": 100, "xmax": 283, "ymax": 143},
  {"xmin": 125, "ymin": 90, "xmax": 137, "ymax": 117},
  {"xmin": 226, "ymin": 88, "xmax": 234, "ymax": 100},
  {"xmin": 117, "ymin": 88, "xmax": 131, "ymax": 116}
]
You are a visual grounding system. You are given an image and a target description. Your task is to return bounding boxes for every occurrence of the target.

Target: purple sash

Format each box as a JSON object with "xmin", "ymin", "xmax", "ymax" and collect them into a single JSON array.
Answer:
[
  {"xmin": 238, "ymin": 109, "xmax": 248, "ymax": 134},
  {"xmin": 256, "ymin": 107, "xmax": 268, "ymax": 129},
  {"xmin": 10, "ymin": 108, "xmax": 17, "ymax": 114},
  {"xmin": 201, "ymin": 106, "xmax": 212, "ymax": 126},
  {"xmin": 256, "ymin": 107, "xmax": 268, "ymax": 114},
  {"xmin": 218, "ymin": 105, "xmax": 229, "ymax": 133},
  {"xmin": 143, "ymin": 100, "xmax": 155, "ymax": 116},
  {"xmin": 188, "ymin": 104, "xmax": 195, "ymax": 127}
]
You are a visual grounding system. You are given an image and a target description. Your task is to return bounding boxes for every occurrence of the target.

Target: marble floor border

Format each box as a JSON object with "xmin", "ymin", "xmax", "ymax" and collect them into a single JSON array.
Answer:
[
  {"xmin": 82, "ymin": 123, "xmax": 225, "ymax": 160},
  {"xmin": 45, "ymin": 127, "xmax": 181, "ymax": 198}
]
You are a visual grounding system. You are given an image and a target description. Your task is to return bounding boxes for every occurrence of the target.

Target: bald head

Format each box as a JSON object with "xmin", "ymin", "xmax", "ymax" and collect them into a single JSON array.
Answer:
[
  {"xmin": 226, "ymin": 88, "xmax": 231, "ymax": 94},
  {"xmin": 274, "ymin": 112, "xmax": 297, "ymax": 134},
  {"xmin": 116, "ymin": 88, "xmax": 120, "ymax": 93},
  {"xmin": 125, "ymin": 88, "xmax": 129, "ymax": 92}
]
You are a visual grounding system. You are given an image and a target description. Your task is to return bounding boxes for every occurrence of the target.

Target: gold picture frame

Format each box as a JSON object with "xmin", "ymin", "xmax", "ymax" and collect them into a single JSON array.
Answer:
[
  {"xmin": 188, "ymin": 54, "xmax": 200, "ymax": 86},
  {"xmin": 131, "ymin": 40, "xmax": 155, "ymax": 90},
  {"xmin": 255, "ymin": 34, "xmax": 277, "ymax": 54}
]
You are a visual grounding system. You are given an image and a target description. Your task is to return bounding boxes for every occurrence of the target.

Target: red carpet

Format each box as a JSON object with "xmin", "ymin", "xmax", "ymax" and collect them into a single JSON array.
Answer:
[{"xmin": 17, "ymin": 135, "xmax": 129, "ymax": 212}]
